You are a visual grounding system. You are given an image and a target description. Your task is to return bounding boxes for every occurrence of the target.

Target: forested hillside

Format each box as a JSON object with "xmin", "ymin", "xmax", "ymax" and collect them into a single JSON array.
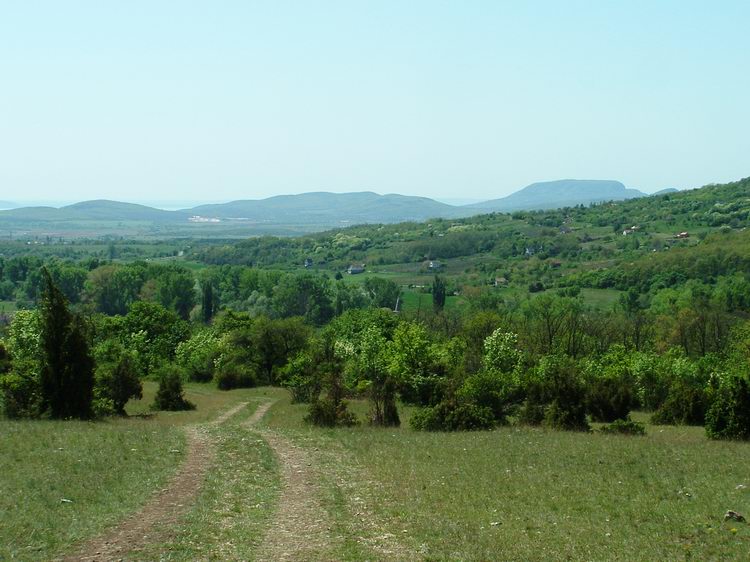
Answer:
[{"xmin": 196, "ymin": 176, "xmax": 749, "ymax": 286}]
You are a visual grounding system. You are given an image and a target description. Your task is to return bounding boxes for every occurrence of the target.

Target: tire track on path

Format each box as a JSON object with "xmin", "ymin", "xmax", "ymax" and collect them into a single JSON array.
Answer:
[
  {"xmin": 60, "ymin": 401, "xmax": 249, "ymax": 562},
  {"xmin": 244, "ymin": 401, "xmax": 335, "ymax": 561}
]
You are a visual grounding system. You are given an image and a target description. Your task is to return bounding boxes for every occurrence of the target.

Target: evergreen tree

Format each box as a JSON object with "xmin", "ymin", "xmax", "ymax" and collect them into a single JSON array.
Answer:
[
  {"xmin": 152, "ymin": 366, "xmax": 195, "ymax": 411},
  {"xmin": 432, "ymin": 275, "xmax": 447, "ymax": 313},
  {"xmin": 201, "ymin": 280, "xmax": 215, "ymax": 323},
  {"xmin": 39, "ymin": 268, "xmax": 94, "ymax": 419}
]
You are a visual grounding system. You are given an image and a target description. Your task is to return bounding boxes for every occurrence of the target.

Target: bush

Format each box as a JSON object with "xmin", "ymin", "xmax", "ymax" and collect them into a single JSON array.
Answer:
[
  {"xmin": 643, "ymin": 351, "xmax": 709, "ymax": 425},
  {"xmin": 516, "ymin": 401, "xmax": 546, "ymax": 426},
  {"xmin": 0, "ymin": 362, "xmax": 42, "ymax": 419},
  {"xmin": 410, "ymin": 400, "xmax": 495, "ymax": 431},
  {"xmin": 457, "ymin": 370, "xmax": 517, "ymax": 424},
  {"xmin": 305, "ymin": 396, "xmax": 358, "ymax": 427},
  {"xmin": 705, "ymin": 373, "xmax": 750, "ymax": 440},
  {"xmin": 544, "ymin": 399, "xmax": 589, "ymax": 431},
  {"xmin": 599, "ymin": 417, "xmax": 646, "ymax": 436},
  {"xmin": 0, "ymin": 313, "xmax": 42, "ymax": 419},
  {"xmin": 152, "ymin": 367, "xmax": 195, "ymax": 411},
  {"xmin": 174, "ymin": 330, "xmax": 223, "ymax": 382},
  {"xmin": 92, "ymin": 396, "xmax": 117, "ymax": 418},
  {"xmin": 94, "ymin": 352, "xmax": 142, "ymax": 416},
  {"xmin": 632, "ymin": 352, "xmax": 671, "ymax": 411},
  {"xmin": 651, "ymin": 377, "xmax": 708, "ymax": 425},
  {"xmin": 278, "ymin": 353, "xmax": 320, "ymax": 403},
  {"xmin": 585, "ymin": 376, "xmax": 635, "ymax": 422},
  {"xmin": 582, "ymin": 347, "xmax": 637, "ymax": 422},
  {"xmin": 213, "ymin": 363, "xmax": 258, "ymax": 390},
  {"xmin": 521, "ymin": 355, "xmax": 589, "ymax": 431}
]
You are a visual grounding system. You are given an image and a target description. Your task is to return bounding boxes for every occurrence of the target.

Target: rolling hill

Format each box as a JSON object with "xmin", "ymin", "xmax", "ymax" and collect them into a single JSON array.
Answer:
[
  {"xmin": 186, "ymin": 191, "xmax": 462, "ymax": 224},
  {"xmin": 0, "ymin": 200, "xmax": 187, "ymax": 223}
]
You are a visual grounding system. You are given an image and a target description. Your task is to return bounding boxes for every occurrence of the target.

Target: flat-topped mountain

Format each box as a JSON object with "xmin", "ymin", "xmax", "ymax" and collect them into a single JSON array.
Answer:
[{"xmin": 465, "ymin": 179, "xmax": 647, "ymax": 212}]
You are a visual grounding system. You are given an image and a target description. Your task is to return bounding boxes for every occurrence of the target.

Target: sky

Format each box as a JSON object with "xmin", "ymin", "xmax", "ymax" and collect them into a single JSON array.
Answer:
[{"xmin": 1, "ymin": 1, "xmax": 748, "ymax": 205}]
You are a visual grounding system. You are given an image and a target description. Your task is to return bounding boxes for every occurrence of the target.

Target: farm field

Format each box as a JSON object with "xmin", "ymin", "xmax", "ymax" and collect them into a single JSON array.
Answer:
[{"xmin": 3, "ymin": 385, "xmax": 750, "ymax": 561}]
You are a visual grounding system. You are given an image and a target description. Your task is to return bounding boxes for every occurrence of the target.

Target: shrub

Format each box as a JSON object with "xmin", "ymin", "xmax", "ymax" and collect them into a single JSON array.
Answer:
[
  {"xmin": 92, "ymin": 396, "xmax": 117, "ymax": 418},
  {"xmin": 410, "ymin": 400, "xmax": 495, "ymax": 431},
  {"xmin": 582, "ymin": 346, "xmax": 637, "ymax": 422},
  {"xmin": 516, "ymin": 401, "xmax": 546, "ymax": 426},
  {"xmin": 278, "ymin": 352, "xmax": 321, "ymax": 403},
  {"xmin": 305, "ymin": 396, "xmax": 357, "ymax": 427},
  {"xmin": 585, "ymin": 376, "xmax": 635, "ymax": 422},
  {"xmin": 0, "ymin": 362, "xmax": 42, "ymax": 419},
  {"xmin": 0, "ymin": 313, "xmax": 42, "ymax": 419},
  {"xmin": 213, "ymin": 363, "xmax": 258, "ymax": 391},
  {"xmin": 457, "ymin": 370, "xmax": 517, "ymax": 424},
  {"xmin": 521, "ymin": 355, "xmax": 589, "ymax": 431},
  {"xmin": 632, "ymin": 352, "xmax": 671, "ymax": 411},
  {"xmin": 482, "ymin": 329, "xmax": 523, "ymax": 375},
  {"xmin": 599, "ymin": 417, "xmax": 646, "ymax": 436},
  {"xmin": 705, "ymin": 373, "xmax": 750, "ymax": 440},
  {"xmin": 122, "ymin": 301, "xmax": 190, "ymax": 377},
  {"xmin": 651, "ymin": 377, "xmax": 708, "ymax": 425},
  {"xmin": 152, "ymin": 367, "xmax": 195, "ymax": 411},
  {"xmin": 174, "ymin": 330, "xmax": 223, "ymax": 382},
  {"xmin": 94, "ymin": 352, "xmax": 142, "ymax": 416},
  {"xmin": 409, "ymin": 406, "xmax": 440, "ymax": 431},
  {"xmin": 544, "ymin": 399, "xmax": 589, "ymax": 431}
]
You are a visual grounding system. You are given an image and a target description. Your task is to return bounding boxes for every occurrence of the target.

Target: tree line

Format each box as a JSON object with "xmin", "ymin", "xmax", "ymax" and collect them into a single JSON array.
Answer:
[{"xmin": 3, "ymin": 262, "xmax": 750, "ymax": 441}]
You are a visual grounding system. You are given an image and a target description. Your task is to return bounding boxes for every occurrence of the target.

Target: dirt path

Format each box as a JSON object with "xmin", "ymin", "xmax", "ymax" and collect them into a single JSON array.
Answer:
[
  {"xmin": 244, "ymin": 401, "xmax": 335, "ymax": 561},
  {"xmin": 61, "ymin": 401, "xmax": 248, "ymax": 562}
]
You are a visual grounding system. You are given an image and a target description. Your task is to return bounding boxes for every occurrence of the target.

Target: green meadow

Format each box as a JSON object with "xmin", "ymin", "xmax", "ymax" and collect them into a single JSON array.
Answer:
[{"xmin": 4, "ymin": 385, "xmax": 750, "ymax": 561}]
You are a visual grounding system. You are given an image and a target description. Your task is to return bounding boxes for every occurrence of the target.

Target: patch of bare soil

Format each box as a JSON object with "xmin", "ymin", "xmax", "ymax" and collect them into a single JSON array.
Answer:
[{"xmin": 60, "ymin": 401, "xmax": 248, "ymax": 562}]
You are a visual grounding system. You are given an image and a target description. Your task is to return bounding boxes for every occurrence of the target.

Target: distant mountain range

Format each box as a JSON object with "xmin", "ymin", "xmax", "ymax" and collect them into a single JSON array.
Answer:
[
  {"xmin": 0, "ymin": 179, "xmax": 677, "ymax": 232},
  {"xmin": 187, "ymin": 192, "xmax": 459, "ymax": 224}
]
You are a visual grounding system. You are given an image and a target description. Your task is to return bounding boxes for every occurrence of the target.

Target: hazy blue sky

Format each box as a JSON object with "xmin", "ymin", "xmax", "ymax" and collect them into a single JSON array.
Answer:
[{"xmin": 1, "ymin": 1, "xmax": 748, "ymax": 203}]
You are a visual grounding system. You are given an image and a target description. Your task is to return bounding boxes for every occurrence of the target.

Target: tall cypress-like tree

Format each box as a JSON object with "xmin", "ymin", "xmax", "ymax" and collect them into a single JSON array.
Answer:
[
  {"xmin": 432, "ymin": 275, "xmax": 446, "ymax": 313},
  {"xmin": 201, "ymin": 280, "xmax": 215, "ymax": 323},
  {"xmin": 40, "ymin": 268, "xmax": 94, "ymax": 419}
]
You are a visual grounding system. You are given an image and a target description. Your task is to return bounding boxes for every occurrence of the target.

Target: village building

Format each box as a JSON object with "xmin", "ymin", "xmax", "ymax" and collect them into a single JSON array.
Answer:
[{"xmin": 347, "ymin": 264, "xmax": 365, "ymax": 274}]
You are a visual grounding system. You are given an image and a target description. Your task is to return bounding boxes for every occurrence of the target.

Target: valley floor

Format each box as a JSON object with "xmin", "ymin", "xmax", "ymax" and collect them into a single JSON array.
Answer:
[{"xmin": 2, "ymin": 384, "xmax": 750, "ymax": 561}]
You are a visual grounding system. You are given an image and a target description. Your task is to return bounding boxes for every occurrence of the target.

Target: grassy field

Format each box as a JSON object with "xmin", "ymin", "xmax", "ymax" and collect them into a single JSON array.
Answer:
[
  {"xmin": 0, "ymin": 382, "xmax": 261, "ymax": 561},
  {"xmin": 4, "ymin": 385, "xmax": 750, "ymax": 560},
  {"xmin": 579, "ymin": 287, "xmax": 623, "ymax": 310},
  {"xmin": 0, "ymin": 415, "xmax": 184, "ymax": 560},
  {"xmin": 399, "ymin": 290, "xmax": 468, "ymax": 314},
  {"xmin": 265, "ymin": 396, "xmax": 750, "ymax": 561}
]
